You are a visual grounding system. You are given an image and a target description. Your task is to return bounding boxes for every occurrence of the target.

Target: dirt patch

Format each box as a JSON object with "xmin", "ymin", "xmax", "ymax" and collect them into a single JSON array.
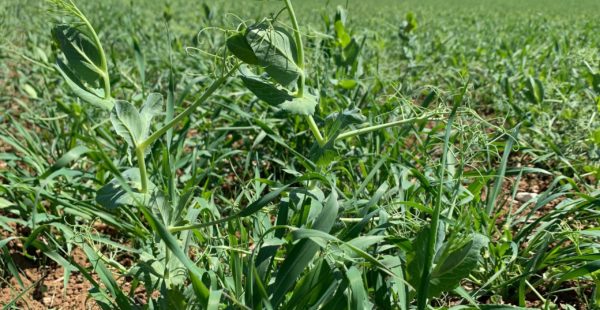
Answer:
[
  {"xmin": 0, "ymin": 215, "xmax": 153, "ymax": 309},
  {"xmin": 0, "ymin": 247, "xmax": 100, "ymax": 310}
]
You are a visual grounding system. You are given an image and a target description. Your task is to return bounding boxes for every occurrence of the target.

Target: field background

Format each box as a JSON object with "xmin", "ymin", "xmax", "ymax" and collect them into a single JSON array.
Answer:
[{"xmin": 1, "ymin": 0, "xmax": 599, "ymax": 309}]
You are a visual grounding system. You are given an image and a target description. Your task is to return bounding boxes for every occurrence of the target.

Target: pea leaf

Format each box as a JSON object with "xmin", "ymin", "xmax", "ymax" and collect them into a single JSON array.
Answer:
[
  {"xmin": 110, "ymin": 100, "xmax": 143, "ymax": 149},
  {"xmin": 110, "ymin": 93, "xmax": 163, "ymax": 151},
  {"xmin": 96, "ymin": 168, "xmax": 158, "ymax": 209},
  {"xmin": 279, "ymin": 92, "xmax": 319, "ymax": 116},
  {"xmin": 139, "ymin": 92, "xmax": 163, "ymax": 144},
  {"xmin": 240, "ymin": 68, "xmax": 294, "ymax": 106},
  {"xmin": 52, "ymin": 25, "xmax": 102, "ymax": 85},
  {"xmin": 55, "ymin": 59, "xmax": 114, "ymax": 110},
  {"xmin": 246, "ymin": 22, "xmax": 302, "ymax": 88},
  {"xmin": 226, "ymin": 32, "xmax": 259, "ymax": 65},
  {"xmin": 52, "ymin": 25, "xmax": 113, "ymax": 110},
  {"xmin": 239, "ymin": 67, "xmax": 318, "ymax": 115}
]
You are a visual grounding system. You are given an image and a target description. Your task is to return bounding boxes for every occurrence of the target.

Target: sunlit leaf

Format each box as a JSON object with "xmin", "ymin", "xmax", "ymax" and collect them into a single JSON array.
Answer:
[{"xmin": 246, "ymin": 22, "xmax": 302, "ymax": 88}]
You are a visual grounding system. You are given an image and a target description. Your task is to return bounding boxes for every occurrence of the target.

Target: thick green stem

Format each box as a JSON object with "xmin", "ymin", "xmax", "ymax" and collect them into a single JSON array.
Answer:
[
  {"xmin": 306, "ymin": 115, "xmax": 325, "ymax": 146},
  {"xmin": 134, "ymin": 64, "xmax": 239, "ymax": 193},
  {"xmin": 135, "ymin": 146, "xmax": 148, "ymax": 193},
  {"xmin": 284, "ymin": 0, "xmax": 326, "ymax": 146},
  {"xmin": 71, "ymin": 0, "xmax": 111, "ymax": 100},
  {"xmin": 139, "ymin": 64, "xmax": 239, "ymax": 150},
  {"xmin": 284, "ymin": 0, "xmax": 305, "ymax": 97}
]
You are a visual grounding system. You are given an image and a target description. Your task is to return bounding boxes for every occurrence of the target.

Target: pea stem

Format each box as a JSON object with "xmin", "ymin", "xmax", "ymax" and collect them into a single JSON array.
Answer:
[
  {"xmin": 135, "ymin": 146, "xmax": 148, "ymax": 193},
  {"xmin": 139, "ymin": 64, "xmax": 240, "ymax": 150},
  {"xmin": 306, "ymin": 115, "xmax": 325, "ymax": 146},
  {"xmin": 283, "ymin": 0, "xmax": 326, "ymax": 147},
  {"xmin": 284, "ymin": 0, "xmax": 304, "ymax": 97},
  {"xmin": 336, "ymin": 114, "xmax": 444, "ymax": 141},
  {"xmin": 69, "ymin": 0, "xmax": 111, "ymax": 100},
  {"xmin": 135, "ymin": 64, "xmax": 240, "ymax": 193}
]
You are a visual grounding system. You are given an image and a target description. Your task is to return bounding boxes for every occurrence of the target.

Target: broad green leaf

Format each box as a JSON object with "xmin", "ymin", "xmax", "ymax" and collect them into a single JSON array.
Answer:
[
  {"xmin": 246, "ymin": 22, "xmax": 301, "ymax": 88},
  {"xmin": 239, "ymin": 67, "xmax": 318, "ymax": 115},
  {"xmin": 227, "ymin": 32, "xmax": 259, "ymax": 65},
  {"xmin": 279, "ymin": 92, "xmax": 319, "ymax": 116},
  {"xmin": 334, "ymin": 20, "xmax": 351, "ymax": 47},
  {"xmin": 240, "ymin": 68, "xmax": 294, "ymax": 106},
  {"xmin": 468, "ymin": 306, "xmax": 536, "ymax": 310},
  {"xmin": 132, "ymin": 37, "xmax": 146, "ymax": 93},
  {"xmin": 334, "ymin": 6, "xmax": 347, "ymax": 26},
  {"xmin": 52, "ymin": 24, "xmax": 113, "ymax": 109},
  {"xmin": 592, "ymin": 129, "xmax": 600, "ymax": 146},
  {"xmin": 0, "ymin": 237, "xmax": 18, "ymax": 247},
  {"xmin": 404, "ymin": 12, "xmax": 418, "ymax": 33},
  {"xmin": 337, "ymin": 79, "xmax": 357, "ymax": 89},
  {"xmin": 22, "ymin": 84, "xmax": 38, "ymax": 99},
  {"xmin": 96, "ymin": 168, "xmax": 158, "ymax": 209},
  {"xmin": 291, "ymin": 228, "xmax": 337, "ymax": 246},
  {"xmin": 52, "ymin": 25, "xmax": 102, "ymax": 85},
  {"xmin": 239, "ymin": 185, "xmax": 289, "ymax": 217},
  {"xmin": 428, "ymin": 234, "xmax": 488, "ymax": 298},
  {"xmin": 139, "ymin": 92, "xmax": 163, "ymax": 144},
  {"xmin": 324, "ymin": 108, "xmax": 367, "ymax": 139},
  {"xmin": 342, "ymin": 39, "xmax": 360, "ymax": 66},
  {"xmin": 346, "ymin": 236, "xmax": 385, "ymax": 252},
  {"xmin": 309, "ymin": 108, "xmax": 366, "ymax": 166},
  {"xmin": 207, "ymin": 289, "xmax": 222, "ymax": 310},
  {"xmin": 110, "ymin": 100, "xmax": 143, "ymax": 148},
  {"xmin": 55, "ymin": 60, "xmax": 114, "ymax": 110},
  {"xmin": 579, "ymin": 229, "xmax": 600, "ymax": 238}
]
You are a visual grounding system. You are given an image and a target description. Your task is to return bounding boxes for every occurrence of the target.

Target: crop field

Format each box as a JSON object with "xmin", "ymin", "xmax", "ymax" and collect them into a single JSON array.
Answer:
[{"xmin": 1, "ymin": 0, "xmax": 599, "ymax": 309}]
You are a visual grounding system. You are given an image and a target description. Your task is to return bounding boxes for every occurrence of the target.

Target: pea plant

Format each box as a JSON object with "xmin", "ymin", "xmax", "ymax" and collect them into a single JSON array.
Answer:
[{"xmin": 46, "ymin": 0, "xmax": 490, "ymax": 308}]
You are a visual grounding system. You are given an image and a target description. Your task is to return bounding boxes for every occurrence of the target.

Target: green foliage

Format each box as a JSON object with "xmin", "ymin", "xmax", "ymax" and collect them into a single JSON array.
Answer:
[
  {"xmin": 110, "ymin": 93, "xmax": 163, "ymax": 151},
  {"xmin": 245, "ymin": 22, "xmax": 301, "ymax": 88},
  {"xmin": 0, "ymin": 0, "xmax": 599, "ymax": 309},
  {"xmin": 95, "ymin": 168, "xmax": 157, "ymax": 208}
]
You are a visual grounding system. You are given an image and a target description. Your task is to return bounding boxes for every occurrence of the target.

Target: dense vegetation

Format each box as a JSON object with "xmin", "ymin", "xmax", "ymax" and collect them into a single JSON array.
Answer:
[{"xmin": 1, "ymin": 0, "xmax": 599, "ymax": 309}]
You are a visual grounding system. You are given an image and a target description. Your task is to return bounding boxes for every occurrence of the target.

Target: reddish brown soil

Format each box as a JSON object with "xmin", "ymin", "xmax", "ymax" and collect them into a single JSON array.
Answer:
[
  {"xmin": 0, "ymin": 217, "xmax": 154, "ymax": 309},
  {"xmin": 0, "ymin": 248, "xmax": 100, "ymax": 310}
]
